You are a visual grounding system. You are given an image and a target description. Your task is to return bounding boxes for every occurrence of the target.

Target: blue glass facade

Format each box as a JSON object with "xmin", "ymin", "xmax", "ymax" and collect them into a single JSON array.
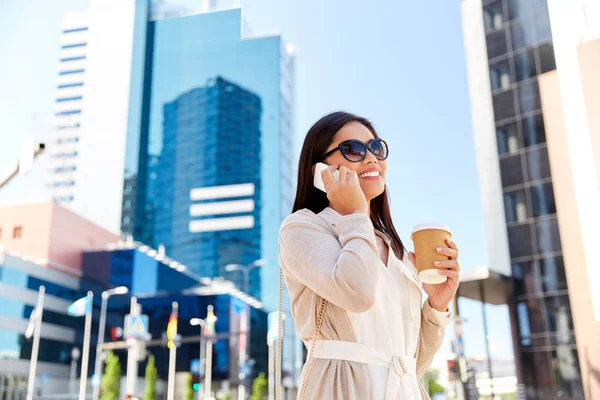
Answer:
[{"xmin": 122, "ymin": 8, "xmax": 295, "ymax": 308}]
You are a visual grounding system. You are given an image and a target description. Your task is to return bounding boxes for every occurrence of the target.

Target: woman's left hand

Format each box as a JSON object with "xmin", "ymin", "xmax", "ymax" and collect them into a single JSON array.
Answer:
[{"xmin": 408, "ymin": 238, "xmax": 460, "ymax": 312}]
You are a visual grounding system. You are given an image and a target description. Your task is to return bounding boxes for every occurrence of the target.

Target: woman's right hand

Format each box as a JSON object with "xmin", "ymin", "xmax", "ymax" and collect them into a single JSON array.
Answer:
[{"xmin": 322, "ymin": 164, "xmax": 369, "ymax": 216}]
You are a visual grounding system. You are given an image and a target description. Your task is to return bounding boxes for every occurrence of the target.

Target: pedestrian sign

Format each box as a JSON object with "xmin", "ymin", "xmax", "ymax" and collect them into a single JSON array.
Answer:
[{"xmin": 125, "ymin": 314, "xmax": 149, "ymax": 339}]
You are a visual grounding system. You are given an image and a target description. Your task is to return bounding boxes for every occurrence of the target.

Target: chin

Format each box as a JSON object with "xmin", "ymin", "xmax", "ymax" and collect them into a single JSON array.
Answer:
[{"xmin": 363, "ymin": 185, "xmax": 386, "ymax": 201}]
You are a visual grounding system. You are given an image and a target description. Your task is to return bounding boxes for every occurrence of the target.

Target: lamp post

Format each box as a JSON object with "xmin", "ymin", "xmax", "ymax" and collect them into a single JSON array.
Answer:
[
  {"xmin": 224, "ymin": 259, "xmax": 266, "ymax": 294},
  {"xmin": 190, "ymin": 318, "xmax": 206, "ymax": 400},
  {"xmin": 92, "ymin": 286, "xmax": 129, "ymax": 400}
]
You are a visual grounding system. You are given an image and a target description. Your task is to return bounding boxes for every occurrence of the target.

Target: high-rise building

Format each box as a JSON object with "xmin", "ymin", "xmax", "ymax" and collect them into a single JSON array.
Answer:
[
  {"xmin": 461, "ymin": 0, "xmax": 600, "ymax": 398},
  {"xmin": 48, "ymin": 0, "xmax": 150, "ymax": 234},
  {"xmin": 153, "ymin": 77, "xmax": 263, "ymax": 296},
  {"xmin": 118, "ymin": 4, "xmax": 299, "ymax": 389}
]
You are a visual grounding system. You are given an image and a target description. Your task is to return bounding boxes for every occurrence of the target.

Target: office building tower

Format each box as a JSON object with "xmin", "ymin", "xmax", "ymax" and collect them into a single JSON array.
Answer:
[
  {"xmin": 153, "ymin": 77, "xmax": 262, "ymax": 296},
  {"xmin": 461, "ymin": 0, "xmax": 600, "ymax": 398},
  {"xmin": 48, "ymin": 0, "xmax": 149, "ymax": 234}
]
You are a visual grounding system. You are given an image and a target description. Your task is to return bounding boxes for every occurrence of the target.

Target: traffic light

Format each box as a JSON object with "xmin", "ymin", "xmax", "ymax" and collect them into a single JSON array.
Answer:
[{"xmin": 192, "ymin": 373, "xmax": 201, "ymax": 391}]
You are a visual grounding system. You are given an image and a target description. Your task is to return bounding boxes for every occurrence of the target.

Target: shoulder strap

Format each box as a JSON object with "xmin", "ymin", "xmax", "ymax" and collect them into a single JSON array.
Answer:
[{"xmin": 276, "ymin": 211, "xmax": 336, "ymax": 400}]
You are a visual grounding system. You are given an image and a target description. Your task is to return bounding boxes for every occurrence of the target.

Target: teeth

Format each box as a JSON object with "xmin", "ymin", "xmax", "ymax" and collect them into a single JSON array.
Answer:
[{"xmin": 359, "ymin": 171, "xmax": 380, "ymax": 178}]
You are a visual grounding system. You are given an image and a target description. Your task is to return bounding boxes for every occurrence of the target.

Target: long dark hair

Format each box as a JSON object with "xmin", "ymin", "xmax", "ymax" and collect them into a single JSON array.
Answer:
[{"xmin": 292, "ymin": 111, "xmax": 405, "ymax": 259}]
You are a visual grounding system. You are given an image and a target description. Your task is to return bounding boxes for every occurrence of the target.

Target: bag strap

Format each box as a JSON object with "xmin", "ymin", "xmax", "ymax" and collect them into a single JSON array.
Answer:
[{"xmin": 276, "ymin": 211, "xmax": 335, "ymax": 400}]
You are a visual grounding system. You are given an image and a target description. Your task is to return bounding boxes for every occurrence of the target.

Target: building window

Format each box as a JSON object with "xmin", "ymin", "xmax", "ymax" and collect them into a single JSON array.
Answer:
[
  {"xmin": 526, "ymin": 146, "xmax": 551, "ymax": 182},
  {"xmin": 504, "ymin": 188, "xmax": 528, "ymax": 223},
  {"xmin": 56, "ymin": 96, "xmax": 83, "ymax": 103},
  {"xmin": 493, "ymin": 90, "xmax": 517, "ymax": 121},
  {"xmin": 500, "ymin": 154, "xmax": 524, "ymax": 187},
  {"xmin": 536, "ymin": 217, "xmax": 562, "ymax": 254},
  {"xmin": 63, "ymin": 27, "xmax": 88, "ymax": 34},
  {"xmin": 13, "ymin": 226, "xmax": 23, "ymax": 239},
  {"xmin": 58, "ymin": 69, "xmax": 85, "ymax": 76},
  {"xmin": 539, "ymin": 256, "xmax": 568, "ymax": 293},
  {"xmin": 60, "ymin": 56, "xmax": 86, "ymax": 62},
  {"xmin": 518, "ymin": 80, "xmax": 542, "ymax": 113},
  {"xmin": 513, "ymin": 260, "xmax": 542, "ymax": 296},
  {"xmin": 490, "ymin": 59, "xmax": 511, "ymax": 91},
  {"xmin": 534, "ymin": 7, "xmax": 552, "ymax": 44},
  {"xmin": 510, "ymin": 20, "xmax": 535, "ymax": 51},
  {"xmin": 508, "ymin": 223, "xmax": 535, "ymax": 258},
  {"xmin": 507, "ymin": 0, "xmax": 531, "ymax": 21},
  {"xmin": 521, "ymin": 114, "xmax": 546, "ymax": 147},
  {"xmin": 61, "ymin": 43, "xmax": 87, "ymax": 49},
  {"xmin": 57, "ymin": 82, "xmax": 84, "ymax": 89},
  {"xmin": 497, "ymin": 122, "xmax": 520, "ymax": 155},
  {"xmin": 483, "ymin": 1, "xmax": 504, "ymax": 31},
  {"xmin": 530, "ymin": 182, "xmax": 556, "ymax": 217},
  {"xmin": 486, "ymin": 29, "xmax": 508, "ymax": 60},
  {"xmin": 538, "ymin": 43, "xmax": 556, "ymax": 73},
  {"xmin": 514, "ymin": 48, "xmax": 537, "ymax": 82}
]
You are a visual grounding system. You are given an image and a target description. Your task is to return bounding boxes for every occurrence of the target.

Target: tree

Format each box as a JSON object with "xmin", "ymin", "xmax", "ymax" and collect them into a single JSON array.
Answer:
[
  {"xmin": 185, "ymin": 373, "xmax": 194, "ymax": 400},
  {"xmin": 100, "ymin": 351, "xmax": 121, "ymax": 400},
  {"xmin": 143, "ymin": 355, "xmax": 157, "ymax": 400},
  {"xmin": 250, "ymin": 373, "xmax": 268, "ymax": 400},
  {"xmin": 424, "ymin": 368, "xmax": 445, "ymax": 397}
]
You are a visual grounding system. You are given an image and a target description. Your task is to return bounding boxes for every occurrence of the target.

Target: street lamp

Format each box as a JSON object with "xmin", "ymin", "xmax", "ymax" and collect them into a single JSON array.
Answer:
[
  {"xmin": 190, "ymin": 318, "xmax": 206, "ymax": 399},
  {"xmin": 224, "ymin": 259, "xmax": 266, "ymax": 294},
  {"xmin": 92, "ymin": 286, "xmax": 129, "ymax": 400}
]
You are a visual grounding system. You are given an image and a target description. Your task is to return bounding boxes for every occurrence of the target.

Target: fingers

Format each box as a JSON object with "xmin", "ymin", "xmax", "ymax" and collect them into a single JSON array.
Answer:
[
  {"xmin": 436, "ymin": 247, "xmax": 458, "ymax": 260},
  {"xmin": 438, "ymin": 270, "xmax": 459, "ymax": 287},
  {"xmin": 321, "ymin": 163, "xmax": 339, "ymax": 188},
  {"xmin": 338, "ymin": 166, "xmax": 349, "ymax": 183},
  {"xmin": 446, "ymin": 238, "xmax": 458, "ymax": 252},
  {"xmin": 434, "ymin": 259, "xmax": 460, "ymax": 271},
  {"xmin": 347, "ymin": 169, "xmax": 359, "ymax": 184}
]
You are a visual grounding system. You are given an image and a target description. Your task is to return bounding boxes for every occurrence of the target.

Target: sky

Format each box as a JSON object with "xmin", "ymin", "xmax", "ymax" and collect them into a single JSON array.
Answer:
[{"xmin": 0, "ymin": 0, "xmax": 513, "ymax": 359}]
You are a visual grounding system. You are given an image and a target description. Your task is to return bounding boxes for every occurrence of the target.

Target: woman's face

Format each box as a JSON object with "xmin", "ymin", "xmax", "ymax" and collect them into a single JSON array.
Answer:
[{"xmin": 323, "ymin": 121, "xmax": 387, "ymax": 202}]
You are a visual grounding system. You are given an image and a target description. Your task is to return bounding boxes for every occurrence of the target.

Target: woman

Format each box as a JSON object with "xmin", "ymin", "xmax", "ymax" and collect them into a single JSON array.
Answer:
[{"xmin": 278, "ymin": 112, "xmax": 460, "ymax": 399}]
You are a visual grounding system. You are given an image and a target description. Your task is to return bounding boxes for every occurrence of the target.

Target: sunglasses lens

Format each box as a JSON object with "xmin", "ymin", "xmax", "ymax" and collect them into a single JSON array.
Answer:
[
  {"xmin": 370, "ymin": 139, "xmax": 388, "ymax": 160},
  {"xmin": 341, "ymin": 141, "xmax": 366, "ymax": 161}
]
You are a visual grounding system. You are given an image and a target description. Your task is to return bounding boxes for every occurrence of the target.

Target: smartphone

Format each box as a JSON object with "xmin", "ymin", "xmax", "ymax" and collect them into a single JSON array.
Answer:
[{"xmin": 313, "ymin": 162, "xmax": 340, "ymax": 193}]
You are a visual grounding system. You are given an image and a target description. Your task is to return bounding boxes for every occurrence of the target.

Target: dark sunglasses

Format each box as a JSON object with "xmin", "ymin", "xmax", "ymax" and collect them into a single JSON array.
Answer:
[{"xmin": 321, "ymin": 138, "xmax": 389, "ymax": 162}]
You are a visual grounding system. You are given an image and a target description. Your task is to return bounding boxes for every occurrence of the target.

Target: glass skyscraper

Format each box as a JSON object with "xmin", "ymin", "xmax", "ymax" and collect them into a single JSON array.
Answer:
[
  {"xmin": 120, "ymin": 5, "xmax": 300, "ymax": 385},
  {"xmin": 461, "ymin": 0, "xmax": 600, "ymax": 398},
  {"xmin": 153, "ymin": 77, "xmax": 263, "ymax": 296}
]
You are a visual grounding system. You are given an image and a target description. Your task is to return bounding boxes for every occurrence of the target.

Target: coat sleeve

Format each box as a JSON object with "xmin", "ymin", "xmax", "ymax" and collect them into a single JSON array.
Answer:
[
  {"xmin": 278, "ymin": 212, "xmax": 381, "ymax": 313},
  {"xmin": 416, "ymin": 301, "xmax": 451, "ymax": 379}
]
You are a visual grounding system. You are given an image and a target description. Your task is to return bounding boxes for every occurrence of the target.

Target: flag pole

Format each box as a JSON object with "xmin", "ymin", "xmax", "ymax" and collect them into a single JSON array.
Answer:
[
  {"xmin": 26, "ymin": 286, "xmax": 45, "ymax": 400},
  {"xmin": 167, "ymin": 302, "xmax": 178, "ymax": 400},
  {"xmin": 79, "ymin": 292, "xmax": 94, "ymax": 400}
]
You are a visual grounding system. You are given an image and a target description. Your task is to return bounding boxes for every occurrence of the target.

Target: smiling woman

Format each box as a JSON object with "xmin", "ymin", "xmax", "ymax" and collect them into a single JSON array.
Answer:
[{"xmin": 277, "ymin": 112, "xmax": 459, "ymax": 400}]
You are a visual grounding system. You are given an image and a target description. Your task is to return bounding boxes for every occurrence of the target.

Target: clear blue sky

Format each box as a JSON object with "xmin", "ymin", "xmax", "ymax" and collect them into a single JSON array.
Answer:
[{"xmin": 0, "ymin": 0, "xmax": 513, "ymax": 359}]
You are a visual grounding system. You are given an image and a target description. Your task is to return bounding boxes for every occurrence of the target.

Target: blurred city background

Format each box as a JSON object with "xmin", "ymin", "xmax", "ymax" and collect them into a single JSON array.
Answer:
[{"xmin": 0, "ymin": 0, "xmax": 599, "ymax": 399}]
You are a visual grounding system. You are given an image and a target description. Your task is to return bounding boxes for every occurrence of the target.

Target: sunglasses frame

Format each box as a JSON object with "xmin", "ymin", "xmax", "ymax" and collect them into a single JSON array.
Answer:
[{"xmin": 321, "ymin": 138, "xmax": 389, "ymax": 163}]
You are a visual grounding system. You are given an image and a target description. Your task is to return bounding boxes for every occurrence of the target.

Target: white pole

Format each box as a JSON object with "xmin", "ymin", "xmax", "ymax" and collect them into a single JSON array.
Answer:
[
  {"xmin": 167, "ymin": 302, "xmax": 178, "ymax": 400},
  {"xmin": 26, "ymin": 286, "xmax": 45, "ymax": 400},
  {"xmin": 92, "ymin": 294, "xmax": 108, "ymax": 400},
  {"xmin": 79, "ymin": 292, "xmax": 93, "ymax": 400},
  {"xmin": 204, "ymin": 340, "xmax": 213, "ymax": 399},
  {"xmin": 125, "ymin": 297, "xmax": 139, "ymax": 396},
  {"xmin": 268, "ymin": 342, "xmax": 274, "ymax": 400}
]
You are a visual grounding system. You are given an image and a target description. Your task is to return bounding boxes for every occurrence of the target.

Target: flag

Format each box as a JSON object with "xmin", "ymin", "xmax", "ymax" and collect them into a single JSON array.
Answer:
[
  {"xmin": 203, "ymin": 307, "xmax": 217, "ymax": 339},
  {"xmin": 68, "ymin": 296, "xmax": 91, "ymax": 317},
  {"xmin": 25, "ymin": 305, "xmax": 41, "ymax": 339},
  {"xmin": 166, "ymin": 312, "xmax": 178, "ymax": 349}
]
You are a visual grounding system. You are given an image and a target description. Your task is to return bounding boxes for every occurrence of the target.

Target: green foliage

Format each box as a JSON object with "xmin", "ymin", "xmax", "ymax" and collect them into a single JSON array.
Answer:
[
  {"xmin": 100, "ymin": 351, "xmax": 121, "ymax": 400},
  {"xmin": 143, "ymin": 355, "xmax": 157, "ymax": 400},
  {"xmin": 424, "ymin": 368, "xmax": 445, "ymax": 396},
  {"xmin": 250, "ymin": 373, "xmax": 268, "ymax": 400},
  {"xmin": 185, "ymin": 373, "xmax": 194, "ymax": 400}
]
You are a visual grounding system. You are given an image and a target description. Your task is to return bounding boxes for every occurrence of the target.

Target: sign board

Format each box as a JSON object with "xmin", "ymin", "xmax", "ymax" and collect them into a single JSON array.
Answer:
[
  {"xmin": 125, "ymin": 314, "xmax": 149, "ymax": 339},
  {"xmin": 190, "ymin": 359, "xmax": 200, "ymax": 374}
]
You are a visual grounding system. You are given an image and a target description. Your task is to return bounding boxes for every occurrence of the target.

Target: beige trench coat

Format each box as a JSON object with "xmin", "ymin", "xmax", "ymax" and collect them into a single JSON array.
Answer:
[{"xmin": 278, "ymin": 208, "xmax": 451, "ymax": 399}]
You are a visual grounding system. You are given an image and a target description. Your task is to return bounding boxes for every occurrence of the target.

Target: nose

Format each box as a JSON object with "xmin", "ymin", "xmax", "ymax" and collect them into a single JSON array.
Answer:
[{"xmin": 363, "ymin": 150, "xmax": 378, "ymax": 164}]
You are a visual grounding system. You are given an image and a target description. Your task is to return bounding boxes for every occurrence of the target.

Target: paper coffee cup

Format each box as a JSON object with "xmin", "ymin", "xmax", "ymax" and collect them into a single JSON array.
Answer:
[{"xmin": 411, "ymin": 222, "xmax": 452, "ymax": 284}]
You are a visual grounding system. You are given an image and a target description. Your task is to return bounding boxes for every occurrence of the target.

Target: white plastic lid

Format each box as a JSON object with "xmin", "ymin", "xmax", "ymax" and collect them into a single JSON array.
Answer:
[{"xmin": 411, "ymin": 222, "xmax": 452, "ymax": 239}]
